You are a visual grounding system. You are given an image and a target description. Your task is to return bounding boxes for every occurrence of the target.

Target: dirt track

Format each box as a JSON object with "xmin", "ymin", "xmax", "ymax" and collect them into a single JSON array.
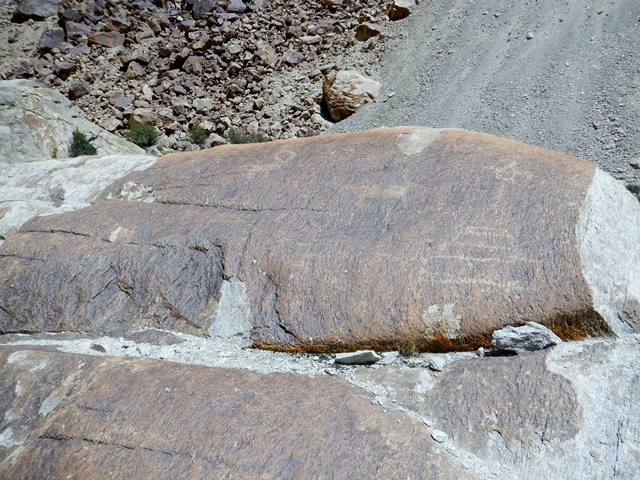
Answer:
[{"xmin": 331, "ymin": 0, "xmax": 640, "ymax": 183}]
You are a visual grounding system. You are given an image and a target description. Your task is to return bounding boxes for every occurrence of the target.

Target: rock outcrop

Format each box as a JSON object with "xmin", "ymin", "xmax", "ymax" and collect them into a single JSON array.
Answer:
[
  {"xmin": 1, "ymin": 334, "xmax": 639, "ymax": 479},
  {"xmin": 0, "ymin": 346, "xmax": 475, "ymax": 480},
  {"xmin": 1, "ymin": 127, "xmax": 638, "ymax": 352},
  {"xmin": 0, "ymin": 80, "xmax": 144, "ymax": 163}
]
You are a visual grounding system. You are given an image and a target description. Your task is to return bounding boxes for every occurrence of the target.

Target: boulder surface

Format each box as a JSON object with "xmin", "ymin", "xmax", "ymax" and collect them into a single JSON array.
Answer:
[
  {"xmin": 0, "ymin": 346, "xmax": 474, "ymax": 480},
  {"xmin": 0, "ymin": 127, "xmax": 638, "ymax": 352},
  {"xmin": 0, "ymin": 154, "xmax": 157, "ymax": 243}
]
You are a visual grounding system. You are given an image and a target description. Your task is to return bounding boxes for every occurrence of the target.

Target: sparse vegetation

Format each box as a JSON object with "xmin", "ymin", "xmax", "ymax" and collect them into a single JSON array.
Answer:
[
  {"xmin": 52, "ymin": 147, "xmax": 58, "ymax": 159},
  {"xmin": 227, "ymin": 126, "xmax": 270, "ymax": 144},
  {"xmin": 397, "ymin": 337, "xmax": 420, "ymax": 357},
  {"xmin": 68, "ymin": 129, "xmax": 97, "ymax": 157},
  {"xmin": 125, "ymin": 122, "xmax": 158, "ymax": 148},
  {"xmin": 626, "ymin": 183, "xmax": 640, "ymax": 202},
  {"xmin": 187, "ymin": 125, "xmax": 208, "ymax": 146}
]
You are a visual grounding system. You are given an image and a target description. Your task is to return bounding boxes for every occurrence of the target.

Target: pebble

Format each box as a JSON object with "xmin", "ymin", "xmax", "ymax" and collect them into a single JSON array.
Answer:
[
  {"xmin": 430, "ymin": 429, "xmax": 449, "ymax": 443},
  {"xmin": 334, "ymin": 350, "xmax": 382, "ymax": 365}
]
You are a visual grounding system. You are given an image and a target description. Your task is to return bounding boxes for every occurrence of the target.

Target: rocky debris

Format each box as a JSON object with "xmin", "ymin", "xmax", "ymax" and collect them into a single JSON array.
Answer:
[
  {"xmin": 0, "ymin": 153, "xmax": 157, "ymax": 243},
  {"xmin": 491, "ymin": 322, "xmax": 563, "ymax": 353},
  {"xmin": 0, "ymin": 80, "xmax": 144, "ymax": 164},
  {"xmin": 0, "ymin": 0, "xmax": 400, "ymax": 147},
  {"xmin": 1, "ymin": 127, "xmax": 638, "ymax": 352},
  {"xmin": 355, "ymin": 22, "xmax": 385, "ymax": 41},
  {"xmin": 388, "ymin": 0, "xmax": 415, "ymax": 21},
  {"xmin": 11, "ymin": 0, "xmax": 64, "ymax": 23},
  {"xmin": 334, "ymin": 350, "xmax": 382, "ymax": 365},
  {"xmin": 0, "ymin": 346, "xmax": 475, "ymax": 480},
  {"xmin": 323, "ymin": 70, "xmax": 381, "ymax": 121}
]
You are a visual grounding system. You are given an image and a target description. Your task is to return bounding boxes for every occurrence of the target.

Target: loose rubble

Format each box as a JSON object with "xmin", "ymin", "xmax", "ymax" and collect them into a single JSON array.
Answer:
[{"xmin": 0, "ymin": 0, "xmax": 404, "ymax": 148}]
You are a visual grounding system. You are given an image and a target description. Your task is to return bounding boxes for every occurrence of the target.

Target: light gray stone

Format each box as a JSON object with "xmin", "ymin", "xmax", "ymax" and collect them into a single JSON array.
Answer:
[
  {"xmin": 577, "ymin": 169, "xmax": 640, "ymax": 335},
  {"xmin": 322, "ymin": 70, "xmax": 381, "ymax": 121},
  {"xmin": 0, "ymin": 80, "xmax": 144, "ymax": 164},
  {"xmin": 334, "ymin": 350, "xmax": 382, "ymax": 365},
  {"xmin": 491, "ymin": 322, "xmax": 563, "ymax": 353},
  {"xmin": 208, "ymin": 279, "xmax": 253, "ymax": 346},
  {"xmin": 0, "ymin": 154, "xmax": 157, "ymax": 242}
]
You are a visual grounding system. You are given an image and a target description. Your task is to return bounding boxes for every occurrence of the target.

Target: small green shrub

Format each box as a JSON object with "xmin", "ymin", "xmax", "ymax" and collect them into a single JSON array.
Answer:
[
  {"xmin": 52, "ymin": 147, "xmax": 58, "ymax": 159},
  {"xmin": 68, "ymin": 129, "xmax": 97, "ymax": 157},
  {"xmin": 126, "ymin": 122, "xmax": 158, "ymax": 147},
  {"xmin": 626, "ymin": 183, "xmax": 640, "ymax": 202},
  {"xmin": 397, "ymin": 337, "xmax": 420, "ymax": 357},
  {"xmin": 227, "ymin": 126, "xmax": 270, "ymax": 144},
  {"xmin": 187, "ymin": 125, "xmax": 208, "ymax": 146}
]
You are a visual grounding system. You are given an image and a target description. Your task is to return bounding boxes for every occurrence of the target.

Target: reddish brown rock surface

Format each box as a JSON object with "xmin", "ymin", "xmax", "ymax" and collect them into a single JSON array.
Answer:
[
  {"xmin": 0, "ymin": 127, "xmax": 633, "ymax": 352},
  {"xmin": 0, "ymin": 346, "xmax": 475, "ymax": 479}
]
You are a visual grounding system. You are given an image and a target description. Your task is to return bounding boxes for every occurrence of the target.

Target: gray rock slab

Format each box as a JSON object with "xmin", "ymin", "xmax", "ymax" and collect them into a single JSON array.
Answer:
[
  {"xmin": 417, "ymin": 335, "xmax": 640, "ymax": 479},
  {"xmin": 0, "ymin": 345, "xmax": 476, "ymax": 480},
  {"xmin": 491, "ymin": 321, "xmax": 563, "ymax": 353}
]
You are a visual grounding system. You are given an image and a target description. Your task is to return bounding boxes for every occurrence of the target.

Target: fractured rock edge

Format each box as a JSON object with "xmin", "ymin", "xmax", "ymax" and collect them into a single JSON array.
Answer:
[
  {"xmin": 1, "ymin": 333, "xmax": 639, "ymax": 479},
  {"xmin": 577, "ymin": 168, "xmax": 640, "ymax": 335}
]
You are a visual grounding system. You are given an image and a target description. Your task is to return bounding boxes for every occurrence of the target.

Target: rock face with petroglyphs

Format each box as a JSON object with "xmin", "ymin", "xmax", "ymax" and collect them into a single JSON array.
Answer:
[{"xmin": 1, "ymin": 127, "xmax": 639, "ymax": 352}]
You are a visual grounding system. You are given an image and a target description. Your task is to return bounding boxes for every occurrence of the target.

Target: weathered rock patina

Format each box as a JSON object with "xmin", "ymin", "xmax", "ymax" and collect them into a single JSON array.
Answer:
[
  {"xmin": 0, "ymin": 346, "xmax": 475, "ymax": 480},
  {"xmin": 1, "ymin": 127, "xmax": 638, "ymax": 352}
]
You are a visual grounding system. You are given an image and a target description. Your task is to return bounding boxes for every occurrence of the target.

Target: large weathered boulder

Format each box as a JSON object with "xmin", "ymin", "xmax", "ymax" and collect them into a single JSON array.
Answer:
[
  {"xmin": 0, "ymin": 127, "xmax": 638, "ymax": 352},
  {"xmin": 0, "ymin": 80, "xmax": 144, "ymax": 164},
  {"xmin": 0, "ymin": 154, "xmax": 157, "ymax": 243},
  {"xmin": 323, "ymin": 70, "xmax": 381, "ymax": 121},
  {"xmin": 0, "ymin": 346, "xmax": 474, "ymax": 479}
]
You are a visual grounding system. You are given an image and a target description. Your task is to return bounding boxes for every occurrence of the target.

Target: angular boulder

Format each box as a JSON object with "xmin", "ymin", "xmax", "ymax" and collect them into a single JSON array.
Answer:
[
  {"xmin": 87, "ymin": 32, "xmax": 126, "ymax": 48},
  {"xmin": 388, "ymin": 0, "xmax": 415, "ymax": 21},
  {"xmin": 0, "ymin": 127, "xmax": 638, "ymax": 352},
  {"xmin": 323, "ymin": 70, "xmax": 381, "ymax": 121},
  {"xmin": 0, "ymin": 80, "xmax": 144, "ymax": 164},
  {"xmin": 0, "ymin": 346, "xmax": 474, "ymax": 479},
  {"xmin": 11, "ymin": 0, "xmax": 64, "ymax": 22},
  {"xmin": 491, "ymin": 321, "xmax": 563, "ymax": 353}
]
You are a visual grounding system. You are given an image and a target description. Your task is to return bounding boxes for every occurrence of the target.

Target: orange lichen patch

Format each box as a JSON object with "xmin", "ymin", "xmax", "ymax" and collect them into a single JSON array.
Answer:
[
  {"xmin": 545, "ymin": 309, "xmax": 613, "ymax": 342},
  {"xmin": 552, "ymin": 326, "xmax": 589, "ymax": 342}
]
